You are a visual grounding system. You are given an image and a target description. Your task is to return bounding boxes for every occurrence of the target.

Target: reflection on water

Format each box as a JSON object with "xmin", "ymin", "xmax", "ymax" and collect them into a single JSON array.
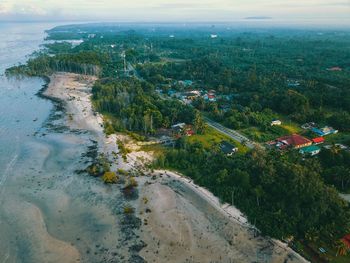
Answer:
[
  {"xmin": 0, "ymin": 23, "xmax": 129, "ymax": 263},
  {"xmin": 0, "ymin": 22, "xmax": 55, "ymax": 187}
]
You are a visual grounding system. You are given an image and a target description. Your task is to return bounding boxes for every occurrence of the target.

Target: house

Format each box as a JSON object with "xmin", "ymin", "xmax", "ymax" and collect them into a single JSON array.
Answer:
[
  {"xmin": 220, "ymin": 141, "xmax": 238, "ymax": 156},
  {"xmin": 341, "ymin": 234, "xmax": 350, "ymax": 249},
  {"xmin": 271, "ymin": 119, "xmax": 282, "ymax": 126},
  {"xmin": 312, "ymin": 137, "xmax": 325, "ymax": 145},
  {"xmin": 274, "ymin": 134, "xmax": 312, "ymax": 150},
  {"xmin": 186, "ymin": 90, "xmax": 201, "ymax": 100},
  {"xmin": 203, "ymin": 93, "xmax": 217, "ymax": 102},
  {"xmin": 312, "ymin": 126, "xmax": 338, "ymax": 136},
  {"xmin": 299, "ymin": 145, "xmax": 321, "ymax": 156},
  {"xmin": 301, "ymin": 122, "xmax": 316, "ymax": 130},
  {"xmin": 171, "ymin": 123, "xmax": 186, "ymax": 132},
  {"xmin": 184, "ymin": 126, "xmax": 195, "ymax": 136}
]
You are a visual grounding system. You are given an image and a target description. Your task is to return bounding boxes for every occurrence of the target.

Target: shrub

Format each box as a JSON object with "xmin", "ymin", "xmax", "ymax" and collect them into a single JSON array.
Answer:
[
  {"xmin": 123, "ymin": 204, "xmax": 135, "ymax": 214},
  {"xmin": 102, "ymin": 171, "xmax": 118, "ymax": 184}
]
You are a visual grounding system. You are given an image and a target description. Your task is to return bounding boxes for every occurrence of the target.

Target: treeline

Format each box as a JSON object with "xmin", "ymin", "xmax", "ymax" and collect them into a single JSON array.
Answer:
[
  {"xmin": 153, "ymin": 139, "xmax": 350, "ymax": 243},
  {"xmin": 91, "ymin": 78, "xmax": 200, "ymax": 134},
  {"xmin": 320, "ymin": 147, "xmax": 350, "ymax": 191},
  {"xmin": 136, "ymin": 33, "xmax": 350, "ymax": 130},
  {"xmin": 6, "ymin": 51, "xmax": 106, "ymax": 77}
]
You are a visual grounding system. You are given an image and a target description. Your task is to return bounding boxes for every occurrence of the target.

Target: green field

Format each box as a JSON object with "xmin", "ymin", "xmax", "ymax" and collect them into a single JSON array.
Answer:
[{"xmin": 187, "ymin": 126, "xmax": 249, "ymax": 153}]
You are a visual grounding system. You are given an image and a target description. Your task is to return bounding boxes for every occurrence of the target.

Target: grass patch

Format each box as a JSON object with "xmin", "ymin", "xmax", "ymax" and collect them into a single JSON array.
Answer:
[
  {"xmin": 187, "ymin": 127, "xmax": 249, "ymax": 154},
  {"xmin": 141, "ymin": 144, "xmax": 167, "ymax": 157}
]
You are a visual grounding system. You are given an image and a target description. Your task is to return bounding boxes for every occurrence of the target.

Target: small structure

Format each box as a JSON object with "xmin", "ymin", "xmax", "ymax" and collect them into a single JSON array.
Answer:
[
  {"xmin": 274, "ymin": 134, "xmax": 312, "ymax": 150},
  {"xmin": 312, "ymin": 126, "xmax": 338, "ymax": 136},
  {"xmin": 171, "ymin": 123, "xmax": 186, "ymax": 132},
  {"xmin": 186, "ymin": 90, "xmax": 201, "ymax": 100},
  {"xmin": 168, "ymin": 89, "xmax": 176, "ymax": 97},
  {"xmin": 287, "ymin": 79, "xmax": 300, "ymax": 87},
  {"xmin": 210, "ymin": 34, "xmax": 218, "ymax": 39},
  {"xmin": 271, "ymin": 119, "xmax": 282, "ymax": 126},
  {"xmin": 341, "ymin": 234, "xmax": 350, "ymax": 250},
  {"xmin": 327, "ymin": 67, "xmax": 342, "ymax": 71},
  {"xmin": 184, "ymin": 126, "xmax": 195, "ymax": 136},
  {"xmin": 312, "ymin": 137, "xmax": 325, "ymax": 145},
  {"xmin": 178, "ymin": 80, "xmax": 193, "ymax": 87},
  {"xmin": 324, "ymin": 144, "xmax": 348, "ymax": 150},
  {"xmin": 220, "ymin": 141, "xmax": 238, "ymax": 156},
  {"xmin": 203, "ymin": 92, "xmax": 217, "ymax": 102},
  {"xmin": 301, "ymin": 122, "xmax": 316, "ymax": 130},
  {"xmin": 299, "ymin": 145, "xmax": 321, "ymax": 156}
]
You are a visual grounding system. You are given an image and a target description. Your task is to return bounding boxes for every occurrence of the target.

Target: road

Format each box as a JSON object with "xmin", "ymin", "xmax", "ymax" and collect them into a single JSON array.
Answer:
[
  {"xmin": 127, "ymin": 62, "xmax": 144, "ymax": 80},
  {"xmin": 204, "ymin": 117, "xmax": 258, "ymax": 149},
  {"xmin": 127, "ymin": 60, "xmax": 259, "ymax": 150}
]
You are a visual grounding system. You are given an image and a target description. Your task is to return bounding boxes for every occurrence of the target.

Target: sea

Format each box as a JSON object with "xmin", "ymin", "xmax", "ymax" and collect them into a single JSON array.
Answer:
[{"xmin": 0, "ymin": 22, "xmax": 128, "ymax": 263}]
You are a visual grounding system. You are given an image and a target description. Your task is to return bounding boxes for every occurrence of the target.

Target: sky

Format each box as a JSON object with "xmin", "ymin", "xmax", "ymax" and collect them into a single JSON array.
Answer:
[{"xmin": 0, "ymin": 0, "xmax": 349, "ymax": 25}]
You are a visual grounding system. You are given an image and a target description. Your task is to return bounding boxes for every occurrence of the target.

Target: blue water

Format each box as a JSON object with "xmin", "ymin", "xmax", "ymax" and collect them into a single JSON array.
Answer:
[
  {"xmin": 0, "ymin": 23, "xmax": 126, "ymax": 263},
  {"xmin": 0, "ymin": 23, "xmax": 56, "ymax": 187}
]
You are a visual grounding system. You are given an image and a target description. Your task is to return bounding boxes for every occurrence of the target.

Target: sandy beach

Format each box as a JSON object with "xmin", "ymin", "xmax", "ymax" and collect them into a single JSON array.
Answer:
[
  {"xmin": 0, "ymin": 72, "xmax": 308, "ymax": 263},
  {"xmin": 46, "ymin": 72, "xmax": 309, "ymax": 263}
]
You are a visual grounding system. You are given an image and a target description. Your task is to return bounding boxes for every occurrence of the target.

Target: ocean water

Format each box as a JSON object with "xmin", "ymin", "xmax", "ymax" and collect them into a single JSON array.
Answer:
[
  {"xmin": 0, "ymin": 23, "xmax": 131, "ymax": 263},
  {"xmin": 0, "ymin": 23, "xmax": 54, "ymax": 179}
]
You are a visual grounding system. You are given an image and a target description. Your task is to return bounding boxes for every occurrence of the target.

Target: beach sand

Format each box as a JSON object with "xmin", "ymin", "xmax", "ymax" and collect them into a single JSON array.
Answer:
[
  {"xmin": 45, "ymin": 73, "xmax": 308, "ymax": 263},
  {"xmin": 0, "ymin": 72, "xmax": 308, "ymax": 263}
]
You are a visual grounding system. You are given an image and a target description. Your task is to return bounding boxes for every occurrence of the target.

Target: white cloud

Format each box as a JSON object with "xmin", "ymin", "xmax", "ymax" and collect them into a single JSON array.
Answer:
[{"xmin": 0, "ymin": 0, "xmax": 348, "ymax": 23}]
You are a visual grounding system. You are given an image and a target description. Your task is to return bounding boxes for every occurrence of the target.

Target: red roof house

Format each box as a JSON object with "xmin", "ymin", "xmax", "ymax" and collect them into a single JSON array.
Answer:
[
  {"xmin": 275, "ymin": 134, "xmax": 312, "ymax": 149},
  {"xmin": 342, "ymin": 234, "xmax": 350, "ymax": 249},
  {"xmin": 312, "ymin": 137, "xmax": 325, "ymax": 144}
]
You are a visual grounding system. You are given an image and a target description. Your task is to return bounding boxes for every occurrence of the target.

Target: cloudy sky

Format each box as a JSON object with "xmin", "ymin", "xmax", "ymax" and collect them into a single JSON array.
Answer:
[{"xmin": 0, "ymin": 0, "xmax": 349, "ymax": 24}]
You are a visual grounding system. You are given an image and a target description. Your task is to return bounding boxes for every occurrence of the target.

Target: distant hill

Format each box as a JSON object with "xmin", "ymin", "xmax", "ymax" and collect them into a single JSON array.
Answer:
[{"xmin": 245, "ymin": 16, "xmax": 272, "ymax": 20}]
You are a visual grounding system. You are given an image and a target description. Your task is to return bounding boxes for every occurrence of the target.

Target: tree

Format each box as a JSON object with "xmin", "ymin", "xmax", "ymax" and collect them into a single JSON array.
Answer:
[{"xmin": 193, "ymin": 110, "xmax": 206, "ymax": 134}]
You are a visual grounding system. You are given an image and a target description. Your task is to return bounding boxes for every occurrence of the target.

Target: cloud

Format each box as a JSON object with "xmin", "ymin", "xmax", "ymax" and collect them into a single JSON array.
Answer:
[{"xmin": 0, "ymin": 0, "xmax": 348, "ymax": 23}]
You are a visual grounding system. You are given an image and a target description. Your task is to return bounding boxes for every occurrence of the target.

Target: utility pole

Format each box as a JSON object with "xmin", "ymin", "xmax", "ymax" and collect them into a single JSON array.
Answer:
[{"xmin": 121, "ymin": 51, "xmax": 127, "ymax": 76}]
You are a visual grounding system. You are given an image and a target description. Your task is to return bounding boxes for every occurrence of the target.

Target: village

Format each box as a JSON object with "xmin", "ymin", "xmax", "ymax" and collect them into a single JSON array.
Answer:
[{"xmin": 153, "ymin": 79, "xmax": 348, "ymax": 159}]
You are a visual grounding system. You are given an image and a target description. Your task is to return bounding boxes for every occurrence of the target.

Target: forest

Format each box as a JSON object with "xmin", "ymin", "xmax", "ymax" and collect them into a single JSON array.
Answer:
[
  {"xmin": 91, "ymin": 78, "xmax": 199, "ymax": 134},
  {"xmin": 8, "ymin": 23, "xmax": 350, "ymax": 262}
]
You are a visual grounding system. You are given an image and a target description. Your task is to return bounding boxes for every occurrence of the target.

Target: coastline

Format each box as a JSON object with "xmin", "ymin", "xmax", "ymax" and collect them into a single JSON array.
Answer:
[{"xmin": 41, "ymin": 72, "xmax": 308, "ymax": 262}]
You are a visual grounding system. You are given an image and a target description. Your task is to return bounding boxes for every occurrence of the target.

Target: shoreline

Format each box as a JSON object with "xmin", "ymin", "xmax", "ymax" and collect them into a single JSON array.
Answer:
[{"xmin": 42, "ymin": 72, "xmax": 308, "ymax": 263}]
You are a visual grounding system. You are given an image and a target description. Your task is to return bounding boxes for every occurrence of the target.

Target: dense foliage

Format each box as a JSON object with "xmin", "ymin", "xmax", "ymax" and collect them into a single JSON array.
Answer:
[
  {"xmin": 92, "ymin": 78, "xmax": 197, "ymax": 133},
  {"xmin": 9, "ymin": 24, "xmax": 350, "ymax": 259},
  {"xmin": 154, "ymin": 139, "xmax": 350, "ymax": 241}
]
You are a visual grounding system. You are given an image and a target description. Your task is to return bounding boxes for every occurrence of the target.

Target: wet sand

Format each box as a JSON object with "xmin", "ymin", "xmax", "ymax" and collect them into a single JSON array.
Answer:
[
  {"xmin": 0, "ymin": 72, "xmax": 308, "ymax": 263},
  {"xmin": 136, "ymin": 172, "xmax": 308, "ymax": 263},
  {"xmin": 0, "ymin": 73, "xmax": 140, "ymax": 263}
]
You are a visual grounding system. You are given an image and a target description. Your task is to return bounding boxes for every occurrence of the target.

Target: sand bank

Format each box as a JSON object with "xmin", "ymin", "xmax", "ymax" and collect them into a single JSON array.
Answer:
[{"xmin": 16, "ymin": 72, "xmax": 308, "ymax": 263}]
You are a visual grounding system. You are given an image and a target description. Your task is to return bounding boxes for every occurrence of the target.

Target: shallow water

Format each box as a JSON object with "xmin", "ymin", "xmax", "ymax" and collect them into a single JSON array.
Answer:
[{"xmin": 0, "ymin": 23, "xmax": 138, "ymax": 263}]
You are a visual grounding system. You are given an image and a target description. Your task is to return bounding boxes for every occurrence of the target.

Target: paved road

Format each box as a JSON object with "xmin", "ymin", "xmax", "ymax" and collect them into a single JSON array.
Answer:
[
  {"xmin": 127, "ymin": 62, "xmax": 144, "ymax": 80},
  {"xmin": 204, "ymin": 117, "xmax": 259, "ymax": 149},
  {"xmin": 128, "ymin": 60, "xmax": 259, "ymax": 150}
]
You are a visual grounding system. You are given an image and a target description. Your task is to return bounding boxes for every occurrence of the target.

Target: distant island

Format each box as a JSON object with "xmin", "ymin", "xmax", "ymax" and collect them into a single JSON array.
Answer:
[{"xmin": 245, "ymin": 16, "xmax": 272, "ymax": 20}]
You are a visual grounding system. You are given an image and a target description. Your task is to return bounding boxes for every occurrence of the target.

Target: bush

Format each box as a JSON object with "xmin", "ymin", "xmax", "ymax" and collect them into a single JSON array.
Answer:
[
  {"xmin": 123, "ymin": 204, "xmax": 135, "ymax": 214},
  {"xmin": 102, "ymin": 171, "xmax": 118, "ymax": 184}
]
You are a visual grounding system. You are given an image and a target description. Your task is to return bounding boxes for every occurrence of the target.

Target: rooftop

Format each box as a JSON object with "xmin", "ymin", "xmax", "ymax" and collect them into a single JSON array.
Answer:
[
  {"xmin": 220, "ymin": 141, "xmax": 237, "ymax": 154},
  {"xmin": 300, "ymin": 145, "xmax": 321, "ymax": 153},
  {"xmin": 276, "ymin": 134, "xmax": 311, "ymax": 147}
]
